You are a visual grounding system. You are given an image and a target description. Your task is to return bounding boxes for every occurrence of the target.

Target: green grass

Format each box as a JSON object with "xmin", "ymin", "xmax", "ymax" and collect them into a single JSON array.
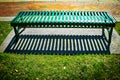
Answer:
[
  {"xmin": 0, "ymin": 21, "xmax": 12, "ymax": 45},
  {"xmin": 0, "ymin": 21, "xmax": 120, "ymax": 79},
  {"xmin": 0, "ymin": 53, "xmax": 120, "ymax": 80},
  {"xmin": 115, "ymin": 22, "xmax": 120, "ymax": 35}
]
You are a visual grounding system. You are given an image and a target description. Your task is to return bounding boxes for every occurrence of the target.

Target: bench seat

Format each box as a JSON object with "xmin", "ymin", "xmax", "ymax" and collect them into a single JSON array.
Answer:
[{"xmin": 11, "ymin": 11, "xmax": 115, "ymax": 28}]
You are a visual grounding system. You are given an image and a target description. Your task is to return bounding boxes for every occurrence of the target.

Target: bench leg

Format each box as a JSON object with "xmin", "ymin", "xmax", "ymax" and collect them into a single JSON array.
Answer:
[
  {"xmin": 102, "ymin": 28, "xmax": 105, "ymax": 36},
  {"xmin": 13, "ymin": 26, "xmax": 19, "ymax": 41},
  {"xmin": 108, "ymin": 27, "xmax": 113, "ymax": 48}
]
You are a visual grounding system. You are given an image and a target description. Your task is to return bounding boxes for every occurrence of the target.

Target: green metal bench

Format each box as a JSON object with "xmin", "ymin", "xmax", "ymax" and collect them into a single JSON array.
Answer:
[{"xmin": 11, "ymin": 11, "xmax": 116, "ymax": 48}]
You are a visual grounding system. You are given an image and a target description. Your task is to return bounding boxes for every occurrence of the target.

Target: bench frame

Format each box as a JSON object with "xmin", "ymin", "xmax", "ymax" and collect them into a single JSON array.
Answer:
[
  {"xmin": 11, "ymin": 11, "xmax": 116, "ymax": 50},
  {"xmin": 13, "ymin": 25, "xmax": 114, "ymax": 49}
]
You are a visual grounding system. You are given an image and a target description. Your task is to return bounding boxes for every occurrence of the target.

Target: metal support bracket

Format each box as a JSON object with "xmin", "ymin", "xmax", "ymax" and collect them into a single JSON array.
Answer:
[
  {"xmin": 13, "ymin": 26, "xmax": 25, "ymax": 41},
  {"xmin": 102, "ymin": 28, "xmax": 105, "ymax": 37}
]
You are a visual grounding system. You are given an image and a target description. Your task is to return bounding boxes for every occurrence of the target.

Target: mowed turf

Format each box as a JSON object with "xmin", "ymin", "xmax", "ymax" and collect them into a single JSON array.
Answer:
[
  {"xmin": 0, "ymin": 53, "xmax": 120, "ymax": 80},
  {"xmin": 115, "ymin": 22, "xmax": 120, "ymax": 35},
  {"xmin": 0, "ymin": 21, "xmax": 120, "ymax": 80},
  {"xmin": 0, "ymin": 21, "xmax": 12, "ymax": 45}
]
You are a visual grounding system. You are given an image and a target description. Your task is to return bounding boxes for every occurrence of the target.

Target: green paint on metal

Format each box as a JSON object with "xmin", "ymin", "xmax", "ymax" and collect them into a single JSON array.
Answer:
[{"xmin": 11, "ymin": 11, "xmax": 116, "ymax": 28}]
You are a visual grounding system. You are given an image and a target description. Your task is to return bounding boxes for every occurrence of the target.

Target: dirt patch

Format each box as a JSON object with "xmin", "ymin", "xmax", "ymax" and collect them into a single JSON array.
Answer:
[{"xmin": 0, "ymin": 2, "xmax": 120, "ymax": 16}]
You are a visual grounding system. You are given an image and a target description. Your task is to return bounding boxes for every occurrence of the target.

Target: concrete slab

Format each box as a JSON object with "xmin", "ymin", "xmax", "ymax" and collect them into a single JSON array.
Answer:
[
  {"xmin": 0, "ymin": 28, "xmax": 120, "ymax": 54},
  {"xmin": 110, "ymin": 29, "xmax": 120, "ymax": 54},
  {"xmin": 0, "ymin": 17, "xmax": 15, "ymax": 21},
  {"xmin": 114, "ymin": 15, "xmax": 120, "ymax": 22},
  {"xmin": 0, "ymin": 29, "xmax": 14, "ymax": 52}
]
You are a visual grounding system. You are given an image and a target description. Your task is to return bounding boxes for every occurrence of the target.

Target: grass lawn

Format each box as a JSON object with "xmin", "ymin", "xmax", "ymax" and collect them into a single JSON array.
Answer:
[
  {"xmin": 0, "ymin": 53, "xmax": 120, "ymax": 80},
  {"xmin": 115, "ymin": 22, "xmax": 120, "ymax": 35},
  {"xmin": 0, "ymin": 21, "xmax": 120, "ymax": 79},
  {"xmin": 0, "ymin": 21, "xmax": 12, "ymax": 45}
]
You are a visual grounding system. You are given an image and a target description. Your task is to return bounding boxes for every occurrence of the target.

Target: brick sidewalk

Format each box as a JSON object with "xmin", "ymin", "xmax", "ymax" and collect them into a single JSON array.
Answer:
[{"xmin": 0, "ymin": 2, "xmax": 120, "ymax": 17}]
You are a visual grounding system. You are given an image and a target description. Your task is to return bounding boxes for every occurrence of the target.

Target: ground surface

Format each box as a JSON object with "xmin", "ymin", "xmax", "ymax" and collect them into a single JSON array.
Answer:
[
  {"xmin": 0, "ymin": 1, "xmax": 120, "ymax": 79},
  {"xmin": 0, "ymin": 21, "xmax": 119, "ymax": 79}
]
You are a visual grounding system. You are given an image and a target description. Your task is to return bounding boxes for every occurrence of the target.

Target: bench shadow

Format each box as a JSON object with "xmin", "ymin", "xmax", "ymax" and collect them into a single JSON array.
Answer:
[{"xmin": 4, "ymin": 35, "xmax": 110, "ymax": 54}]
